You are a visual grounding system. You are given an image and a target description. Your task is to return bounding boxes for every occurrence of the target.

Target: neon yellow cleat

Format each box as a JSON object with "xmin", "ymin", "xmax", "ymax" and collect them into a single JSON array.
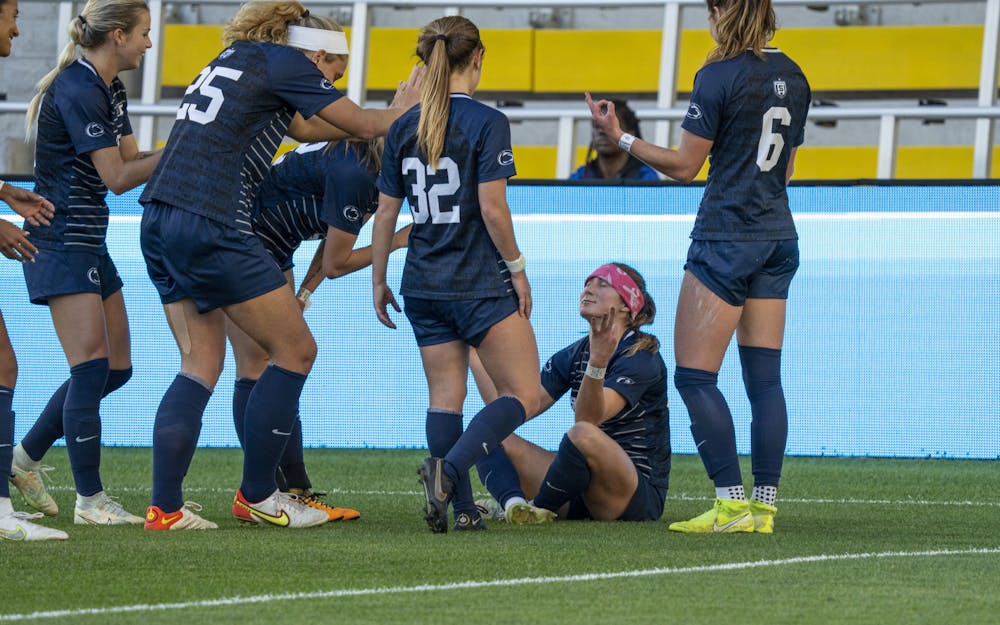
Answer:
[
  {"xmin": 668, "ymin": 498, "xmax": 754, "ymax": 534},
  {"xmin": 506, "ymin": 502, "xmax": 556, "ymax": 525},
  {"xmin": 749, "ymin": 499, "xmax": 777, "ymax": 534}
]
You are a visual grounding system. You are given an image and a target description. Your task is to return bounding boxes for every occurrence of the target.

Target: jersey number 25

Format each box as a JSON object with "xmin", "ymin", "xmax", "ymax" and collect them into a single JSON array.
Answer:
[
  {"xmin": 402, "ymin": 157, "xmax": 461, "ymax": 224},
  {"xmin": 176, "ymin": 66, "xmax": 244, "ymax": 125}
]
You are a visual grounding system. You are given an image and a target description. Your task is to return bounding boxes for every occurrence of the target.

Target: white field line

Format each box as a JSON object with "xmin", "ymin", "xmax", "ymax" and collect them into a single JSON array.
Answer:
[
  {"xmin": 39, "ymin": 485, "xmax": 1000, "ymax": 508},
  {"xmin": 1, "ymin": 548, "xmax": 997, "ymax": 622}
]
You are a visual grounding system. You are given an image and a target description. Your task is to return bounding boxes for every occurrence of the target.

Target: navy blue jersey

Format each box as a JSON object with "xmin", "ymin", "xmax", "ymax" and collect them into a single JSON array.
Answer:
[
  {"xmin": 31, "ymin": 59, "xmax": 132, "ymax": 252},
  {"xmin": 140, "ymin": 41, "xmax": 342, "ymax": 230},
  {"xmin": 253, "ymin": 141, "xmax": 378, "ymax": 265},
  {"xmin": 541, "ymin": 331, "xmax": 670, "ymax": 489},
  {"xmin": 377, "ymin": 94, "xmax": 516, "ymax": 300},
  {"xmin": 681, "ymin": 49, "xmax": 810, "ymax": 241}
]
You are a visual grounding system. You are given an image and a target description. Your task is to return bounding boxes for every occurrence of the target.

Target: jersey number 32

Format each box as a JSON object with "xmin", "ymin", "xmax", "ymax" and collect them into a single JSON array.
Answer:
[{"xmin": 402, "ymin": 157, "xmax": 461, "ymax": 224}]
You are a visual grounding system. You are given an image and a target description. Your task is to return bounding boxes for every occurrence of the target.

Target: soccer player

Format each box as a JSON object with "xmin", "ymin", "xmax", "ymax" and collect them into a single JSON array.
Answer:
[
  {"xmin": 0, "ymin": 0, "xmax": 66, "ymax": 542},
  {"xmin": 473, "ymin": 263, "xmax": 671, "ymax": 525},
  {"xmin": 10, "ymin": 0, "xmax": 162, "ymax": 527},
  {"xmin": 588, "ymin": 0, "xmax": 810, "ymax": 533},
  {"xmin": 372, "ymin": 15, "xmax": 541, "ymax": 533},
  {"xmin": 139, "ymin": 1, "xmax": 420, "ymax": 530},
  {"xmin": 227, "ymin": 138, "xmax": 411, "ymax": 522}
]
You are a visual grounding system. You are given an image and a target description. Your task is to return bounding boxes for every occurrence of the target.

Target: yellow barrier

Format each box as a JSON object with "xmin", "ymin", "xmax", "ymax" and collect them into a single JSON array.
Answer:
[{"xmin": 164, "ymin": 24, "xmax": 990, "ymax": 94}]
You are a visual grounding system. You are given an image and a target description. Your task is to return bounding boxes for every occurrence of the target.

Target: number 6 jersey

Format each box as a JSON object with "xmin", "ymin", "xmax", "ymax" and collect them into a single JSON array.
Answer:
[
  {"xmin": 681, "ymin": 48, "xmax": 810, "ymax": 242},
  {"xmin": 140, "ymin": 41, "xmax": 342, "ymax": 231},
  {"xmin": 377, "ymin": 94, "xmax": 517, "ymax": 301}
]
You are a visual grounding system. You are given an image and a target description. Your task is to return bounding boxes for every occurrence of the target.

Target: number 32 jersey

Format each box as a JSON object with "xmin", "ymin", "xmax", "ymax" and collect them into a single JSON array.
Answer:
[
  {"xmin": 377, "ymin": 94, "xmax": 517, "ymax": 300},
  {"xmin": 682, "ymin": 49, "xmax": 810, "ymax": 242},
  {"xmin": 141, "ymin": 41, "xmax": 342, "ymax": 230}
]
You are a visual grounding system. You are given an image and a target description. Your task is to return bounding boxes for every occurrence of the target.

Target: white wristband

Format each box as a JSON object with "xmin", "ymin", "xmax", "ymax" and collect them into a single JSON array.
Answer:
[
  {"xmin": 618, "ymin": 133, "xmax": 636, "ymax": 153},
  {"xmin": 296, "ymin": 288, "xmax": 312, "ymax": 311},
  {"xmin": 585, "ymin": 364, "xmax": 606, "ymax": 380},
  {"xmin": 504, "ymin": 254, "xmax": 526, "ymax": 273}
]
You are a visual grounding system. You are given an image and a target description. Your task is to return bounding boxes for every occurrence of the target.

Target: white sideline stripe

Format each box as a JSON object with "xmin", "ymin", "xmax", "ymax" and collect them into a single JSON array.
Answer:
[
  {"xmin": 1, "ymin": 548, "xmax": 997, "ymax": 622},
  {"xmin": 39, "ymin": 485, "xmax": 1000, "ymax": 508},
  {"xmin": 6, "ymin": 212, "xmax": 988, "ymax": 227}
]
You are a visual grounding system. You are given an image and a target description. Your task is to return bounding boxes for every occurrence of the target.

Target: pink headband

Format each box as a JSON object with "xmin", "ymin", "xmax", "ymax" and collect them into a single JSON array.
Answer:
[{"xmin": 585, "ymin": 264, "xmax": 645, "ymax": 319}]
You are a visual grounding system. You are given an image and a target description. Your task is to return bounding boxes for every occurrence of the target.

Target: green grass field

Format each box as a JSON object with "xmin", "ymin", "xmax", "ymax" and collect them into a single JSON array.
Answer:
[{"xmin": 1, "ymin": 448, "xmax": 998, "ymax": 624}]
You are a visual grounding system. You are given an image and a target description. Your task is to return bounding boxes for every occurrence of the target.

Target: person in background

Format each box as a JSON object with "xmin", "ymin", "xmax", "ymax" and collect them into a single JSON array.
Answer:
[
  {"xmin": 11, "ymin": 0, "xmax": 162, "ymax": 528},
  {"xmin": 588, "ymin": 0, "xmax": 810, "ymax": 533},
  {"xmin": 473, "ymin": 263, "xmax": 670, "ymax": 525},
  {"xmin": 570, "ymin": 100, "xmax": 659, "ymax": 182},
  {"xmin": 0, "ymin": 0, "xmax": 65, "ymax": 542},
  {"xmin": 372, "ymin": 15, "xmax": 540, "ymax": 533}
]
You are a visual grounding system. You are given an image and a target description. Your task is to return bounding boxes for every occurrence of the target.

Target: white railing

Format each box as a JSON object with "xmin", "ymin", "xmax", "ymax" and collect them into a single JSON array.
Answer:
[{"xmin": 19, "ymin": 0, "xmax": 1000, "ymax": 178}]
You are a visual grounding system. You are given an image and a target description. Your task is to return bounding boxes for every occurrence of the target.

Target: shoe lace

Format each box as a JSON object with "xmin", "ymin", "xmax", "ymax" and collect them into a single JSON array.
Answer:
[
  {"xmin": 11, "ymin": 511, "xmax": 44, "ymax": 521},
  {"xmin": 182, "ymin": 501, "xmax": 204, "ymax": 513},
  {"xmin": 100, "ymin": 495, "xmax": 131, "ymax": 517},
  {"xmin": 22, "ymin": 464, "xmax": 56, "ymax": 485}
]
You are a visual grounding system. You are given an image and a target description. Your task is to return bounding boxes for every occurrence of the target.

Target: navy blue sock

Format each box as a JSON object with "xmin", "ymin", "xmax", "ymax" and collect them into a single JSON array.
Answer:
[
  {"xmin": 674, "ymin": 366, "xmax": 742, "ymax": 488},
  {"xmin": 533, "ymin": 434, "xmax": 591, "ymax": 512},
  {"xmin": 151, "ymin": 374, "xmax": 211, "ymax": 512},
  {"xmin": 475, "ymin": 444, "xmax": 525, "ymax": 508},
  {"xmin": 426, "ymin": 409, "xmax": 475, "ymax": 514},
  {"xmin": 64, "ymin": 358, "xmax": 110, "ymax": 497},
  {"xmin": 740, "ymin": 346, "xmax": 788, "ymax": 488},
  {"xmin": 443, "ymin": 396, "xmax": 525, "ymax": 483},
  {"xmin": 278, "ymin": 418, "xmax": 311, "ymax": 491},
  {"xmin": 0, "ymin": 385, "xmax": 13, "ymax": 498},
  {"xmin": 232, "ymin": 377, "xmax": 257, "ymax": 448},
  {"xmin": 241, "ymin": 365, "xmax": 306, "ymax": 503},
  {"xmin": 19, "ymin": 367, "xmax": 131, "ymax": 461}
]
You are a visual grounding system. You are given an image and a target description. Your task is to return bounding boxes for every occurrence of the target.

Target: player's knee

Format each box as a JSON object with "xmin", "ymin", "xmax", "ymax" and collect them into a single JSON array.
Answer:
[{"xmin": 566, "ymin": 421, "xmax": 601, "ymax": 448}]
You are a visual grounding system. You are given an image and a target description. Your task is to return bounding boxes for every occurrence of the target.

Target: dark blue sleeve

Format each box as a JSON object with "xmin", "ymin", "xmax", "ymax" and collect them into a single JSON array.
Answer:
[
  {"xmin": 604, "ymin": 350, "xmax": 661, "ymax": 408},
  {"xmin": 265, "ymin": 46, "xmax": 342, "ymax": 119},
  {"xmin": 540, "ymin": 345, "xmax": 575, "ymax": 402},
  {"xmin": 568, "ymin": 165, "xmax": 586, "ymax": 180},
  {"xmin": 57, "ymin": 81, "xmax": 120, "ymax": 155},
  {"xmin": 476, "ymin": 111, "xmax": 516, "ymax": 183},
  {"xmin": 321, "ymin": 152, "xmax": 378, "ymax": 235},
  {"xmin": 681, "ymin": 65, "xmax": 726, "ymax": 141},
  {"xmin": 376, "ymin": 122, "xmax": 405, "ymax": 198}
]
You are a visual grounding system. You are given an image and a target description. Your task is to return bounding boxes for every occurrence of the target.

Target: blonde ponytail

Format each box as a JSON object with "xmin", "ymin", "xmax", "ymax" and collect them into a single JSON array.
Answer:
[
  {"xmin": 25, "ymin": 0, "xmax": 150, "ymax": 138},
  {"xmin": 414, "ymin": 16, "xmax": 482, "ymax": 169}
]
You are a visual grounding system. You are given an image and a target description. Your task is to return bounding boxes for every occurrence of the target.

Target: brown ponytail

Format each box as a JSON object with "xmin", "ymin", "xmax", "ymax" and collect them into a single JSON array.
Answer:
[{"xmin": 704, "ymin": 0, "xmax": 776, "ymax": 64}]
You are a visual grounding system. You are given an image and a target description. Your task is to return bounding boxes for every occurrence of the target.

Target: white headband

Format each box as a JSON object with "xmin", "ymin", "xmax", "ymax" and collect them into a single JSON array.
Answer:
[{"xmin": 287, "ymin": 26, "xmax": 349, "ymax": 54}]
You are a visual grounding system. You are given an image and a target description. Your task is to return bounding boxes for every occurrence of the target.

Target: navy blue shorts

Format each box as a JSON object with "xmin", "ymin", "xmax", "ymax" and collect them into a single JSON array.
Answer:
[
  {"xmin": 140, "ymin": 202, "xmax": 288, "ymax": 313},
  {"xmin": 403, "ymin": 294, "xmax": 518, "ymax": 348},
  {"xmin": 23, "ymin": 247, "xmax": 123, "ymax": 305},
  {"xmin": 684, "ymin": 239, "xmax": 799, "ymax": 307},
  {"xmin": 565, "ymin": 468, "xmax": 667, "ymax": 522}
]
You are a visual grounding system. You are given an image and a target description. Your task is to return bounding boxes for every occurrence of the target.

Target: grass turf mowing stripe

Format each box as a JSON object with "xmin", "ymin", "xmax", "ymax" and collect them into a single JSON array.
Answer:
[
  {"xmin": 38, "ymin": 484, "xmax": 1000, "ymax": 508},
  {"xmin": 3, "ymin": 548, "xmax": 997, "ymax": 622}
]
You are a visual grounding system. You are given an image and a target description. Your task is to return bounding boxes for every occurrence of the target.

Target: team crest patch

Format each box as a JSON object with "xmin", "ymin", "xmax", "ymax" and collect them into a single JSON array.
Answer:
[
  {"xmin": 87, "ymin": 267, "xmax": 100, "ymax": 286},
  {"xmin": 321, "ymin": 78, "xmax": 334, "ymax": 90},
  {"xmin": 85, "ymin": 123, "xmax": 105, "ymax": 138},
  {"xmin": 343, "ymin": 205, "xmax": 361, "ymax": 222},
  {"xmin": 686, "ymin": 103, "xmax": 703, "ymax": 120},
  {"xmin": 773, "ymin": 79, "xmax": 787, "ymax": 99},
  {"xmin": 497, "ymin": 150, "xmax": 514, "ymax": 166}
]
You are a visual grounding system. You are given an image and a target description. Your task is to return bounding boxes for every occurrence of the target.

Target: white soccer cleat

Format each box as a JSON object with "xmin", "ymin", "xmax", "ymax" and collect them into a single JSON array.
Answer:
[
  {"xmin": 0, "ymin": 499, "xmax": 68, "ymax": 541},
  {"xmin": 232, "ymin": 489, "xmax": 329, "ymax": 528},
  {"xmin": 73, "ymin": 491, "xmax": 144, "ymax": 526},
  {"xmin": 9, "ymin": 446, "xmax": 59, "ymax": 516}
]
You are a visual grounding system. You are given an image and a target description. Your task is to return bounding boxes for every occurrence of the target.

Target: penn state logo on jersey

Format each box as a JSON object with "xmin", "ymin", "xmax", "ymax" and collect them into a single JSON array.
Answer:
[
  {"xmin": 773, "ymin": 79, "xmax": 787, "ymax": 99},
  {"xmin": 85, "ymin": 123, "xmax": 105, "ymax": 138},
  {"xmin": 320, "ymin": 78, "xmax": 334, "ymax": 90},
  {"xmin": 615, "ymin": 376, "xmax": 635, "ymax": 385},
  {"xmin": 543, "ymin": 358, "xmax": 553, "ymax": 372},
  {"xmin": 86, "ymin": 267, "xmax": 100, "ymax": 286},
  {"xmin": 343, "ymin": 205, "xmax": 361, "ymax": 222},
  {"xmin": 686, "ymin": 103, "xmax": 703, "ymax": 120},
  {"xmin": 497, "ymin": 149, "xmax": 514, "ymax": 166}
]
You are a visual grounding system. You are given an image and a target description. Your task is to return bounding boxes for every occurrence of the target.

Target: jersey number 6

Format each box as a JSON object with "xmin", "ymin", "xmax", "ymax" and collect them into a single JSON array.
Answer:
[
  {"xmin": 756, "ymin": 106, "xmax": 791, "ymax": 173},
  {"xmin": 402, "ymin": 157, "xmax": 461, "ymax": 225},
  {"xmin": 176, "ymin": 66, "xmax": 244, "ymax": 125}
]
